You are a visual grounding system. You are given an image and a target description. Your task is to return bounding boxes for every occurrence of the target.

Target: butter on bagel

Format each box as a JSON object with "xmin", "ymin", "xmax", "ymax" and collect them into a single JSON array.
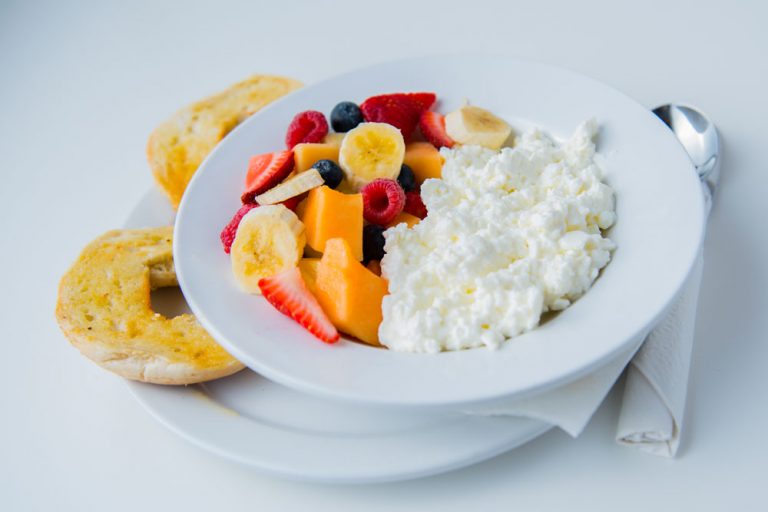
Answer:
[
  {"xmin": 147, "ymin": 75, "xmax": 302, "ymax": 208},
  {"xmin": 56, "ymin": 227, "xmax": 244, "ymax": 384}
]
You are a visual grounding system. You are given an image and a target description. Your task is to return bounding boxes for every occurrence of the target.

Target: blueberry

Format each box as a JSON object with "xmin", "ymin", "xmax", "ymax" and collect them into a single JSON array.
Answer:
[
  {"xmin": 312, "ymin": 159, "xmax": 344, "ymax": 189},
  {"xmin": 330, "ymin": 101, "xmax": 364, "ymax": 132},
  {"xmin": 363, "ymin": 225, "xmax": 386, "ymax": 263},
  {"xmin": 397, "ymin": 164, "xmax": 416, "ymax": 192}
]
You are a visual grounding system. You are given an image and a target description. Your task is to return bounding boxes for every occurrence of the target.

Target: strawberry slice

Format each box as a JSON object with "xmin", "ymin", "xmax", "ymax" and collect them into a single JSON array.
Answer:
[
  {"xmin": 360, "ymin": 92, "xmax": 436, "ymax": 139},
  {"xmin": 258, "ymin": 267, "xmax": 340, "ymax": 344},
  {"xmin": 419, "ymin": 111, "xmax": 455, "ymax": 148},
  {"xmin": 241, "ymin": 150, "xmax": 294, "ymax": 204}
]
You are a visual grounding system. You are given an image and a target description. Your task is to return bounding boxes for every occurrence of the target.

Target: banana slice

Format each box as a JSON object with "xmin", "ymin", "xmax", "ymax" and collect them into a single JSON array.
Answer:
[
  {"xmin": 230, "ymin": 205, "xmax": 305, "ymax": 294},
  {"xmin": 255, "ymin": 169, "xmax": 324, "ymax": 205},
  {"xmin": 445, "ymin": 105, "xmax": 512, "ymax": 150},
  {"xmin": 339, "ymin": 122, "xmax": 405, "ymax": 191}
]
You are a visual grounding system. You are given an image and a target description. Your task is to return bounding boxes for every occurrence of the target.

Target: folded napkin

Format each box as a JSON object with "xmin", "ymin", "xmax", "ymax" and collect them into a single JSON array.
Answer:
[
  {"xmin": 465, "ymin": 252, "xmax": 704, "ymax": 457},
  {"xmin": 464, "ymin": 341, "xmax": 639, "ymax": 437},
  {"xmin": 616, "ymin": 253, "xmax": 704, "ymax": 456}
]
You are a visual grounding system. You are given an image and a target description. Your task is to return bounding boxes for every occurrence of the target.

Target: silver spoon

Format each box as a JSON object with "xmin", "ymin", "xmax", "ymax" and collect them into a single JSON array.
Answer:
[{"xmin": 652, "ymin": 103, "xmax": 721, "ymax": 212}]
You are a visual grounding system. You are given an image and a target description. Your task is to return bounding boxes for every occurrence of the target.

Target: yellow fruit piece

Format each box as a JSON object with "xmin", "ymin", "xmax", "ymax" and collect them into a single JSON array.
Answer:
[
  {"xmin": 298, "ymin": 258, "xmax": 321, "ymax": 295},
  {"xmin": 444, "ymin": 105, "xmax": 512, "ymax": 150},
  {"xmin": 404, "ymin": 142, "xmax": 443, "ymax": 185},
  {"xmin": 299, "ymin": 186, "xmax": 363, "ymax": 261},
  {"xmin": 315, "ymin": 238, "xmax": 388, "ymax": 346},
  {"xmin": 339, "ymin": 122, "xmax": 405, "ymax": 191},
  {"xmin": 230, "ymin": 205, "xmax": 305, "ymax": 294},
  {"xmin": 255, "ymin": 169, "xmax": 324, "ymax": 205},
  {"xmin": 387, "ymin": 212, "xmax": 421, "ymax": 228},
  {"xmin": 293, "ymin": 143, "xmax": 341, "ymax": 172},
  {"xmin": 322, "ymin": 133, "xmax": 346, "ymax": 147}
]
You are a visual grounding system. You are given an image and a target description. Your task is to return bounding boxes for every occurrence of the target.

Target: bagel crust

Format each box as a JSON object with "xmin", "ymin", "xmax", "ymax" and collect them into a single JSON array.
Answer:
[
  {"xmin": 56, "ymin": 227, "xmax": 244, "ymax": 384},
  {"xmin": 147, "ymin": 74, "xmax": 302, "ymax": 208}
]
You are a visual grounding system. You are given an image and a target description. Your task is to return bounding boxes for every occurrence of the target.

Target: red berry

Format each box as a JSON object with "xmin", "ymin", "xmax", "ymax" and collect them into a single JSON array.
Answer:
[
  {"xmin": 285, "ymin": 110, "xmax": 328, "ymax": 149},
  {"xmin": 241, "ymin": 150, "xmax": 294, "ymax": 204},
  {"xmin": 280, "ymin": 193, "xmax": 304, "ymax": 211},
  {"xmin": 361, "ymin": 179, "xmax": 406, "ymax": 226},
  {"xmin": 405, "ymin": 92, "xmax": 437, "ymax": 112},
  {"xmin": 220, "ymin": 203, "xmax": 258, "ymax": 254},
  {"xmin": 404, "ymin": 190, "xmax": 427, "ymax": 219},
  {"xmin": 359, "ymin": 92, "xmax": 436, "ymax": 139},
  {"xmin": 259, "ymin": 267, "xmax": 340, "ymax": 344},
  {"xmin": 419, "ymin": 111, "xmax": 455, "ymax": 148}
]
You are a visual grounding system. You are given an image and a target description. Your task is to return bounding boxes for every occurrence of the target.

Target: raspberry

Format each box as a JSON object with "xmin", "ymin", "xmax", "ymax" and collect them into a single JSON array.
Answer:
[
  {"xmin": 361, "ymin": 179, "xmax": 405, "ymax": 226},
  {"xmin": 403, "ymin": 190, "xmax": 427, "ymax": 219},
  {"xmin": 220, "ymin": 203, "xmax": 258, "ymax": 254},
  {"xmin": 285, "ymin": 110, "xmax": 329, "ymax": 149}
]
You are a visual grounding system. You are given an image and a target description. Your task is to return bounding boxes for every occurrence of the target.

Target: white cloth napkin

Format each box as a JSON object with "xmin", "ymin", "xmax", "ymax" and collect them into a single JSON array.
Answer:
[{"xmin": 465, "ymin": 252, "xmax": 704, "ymax": 456}]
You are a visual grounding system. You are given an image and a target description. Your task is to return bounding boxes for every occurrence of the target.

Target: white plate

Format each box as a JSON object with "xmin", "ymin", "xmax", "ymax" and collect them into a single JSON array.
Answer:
[
  {"xmin": 125, "ymin": 188, "xmax": 550, "ymax": 484},
  {"xmin": 175, "ymin": 56, "xmax": 705, "ymax": 407}
]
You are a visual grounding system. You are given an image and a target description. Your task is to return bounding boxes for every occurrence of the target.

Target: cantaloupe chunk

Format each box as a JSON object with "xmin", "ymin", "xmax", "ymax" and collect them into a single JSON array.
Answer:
[
  {"xmin": 293, "ymin": 143, "xmax": 340, "ymax": 172},
  {"xmin": 315, "ymin": 238, "xmax": 388, "ymax": 346},
  {"xmin": 403, "ymin": 142, "xmax": 444, "ymax": 184},
  {"xmin": 387, "ymin": 212, "xmax": 420, "ymax": 228},
  {"xmin": 298, "ymin": 258, "xmax": 321, "ymax": 295},
  {"xmin": 322, "ymin": 133, "xmax": 346, "ymax": 147},
  {"xmin": 298, "ymin": 186, "xmax": 363, "ymax": 260}
]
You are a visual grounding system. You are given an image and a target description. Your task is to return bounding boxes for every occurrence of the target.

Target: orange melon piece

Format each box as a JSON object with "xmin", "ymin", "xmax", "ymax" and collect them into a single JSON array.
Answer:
[
  {"xmin": 387, "ymin": 212, "xmax": 420, "ymax": 228},
  {"xmin": 322, "ymin": 133, "xmax": 346, "ymax": 147},
  {"xmin": 298, "ymin": 186, "xmax": 363, "ymax": 260},
  {"xmin": 298, "ymin": 258, "xmax": 321, "ymax": 295},
  {"xmin": 403, "ymin": 142, "xmax": 444, "ymax": 185},
  {"xmin": 315, "ymin": 238, "xmax": 388, "ymax": 346},
  {"xmin": 293, "ymin": 143, "xmax": 340, "ymax": 172}
]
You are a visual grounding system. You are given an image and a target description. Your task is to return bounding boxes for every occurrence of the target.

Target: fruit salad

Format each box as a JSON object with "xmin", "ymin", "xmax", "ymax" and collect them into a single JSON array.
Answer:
[{"xmin": 219, "ymin": 92, "xmax": 616, "ymax": 352}]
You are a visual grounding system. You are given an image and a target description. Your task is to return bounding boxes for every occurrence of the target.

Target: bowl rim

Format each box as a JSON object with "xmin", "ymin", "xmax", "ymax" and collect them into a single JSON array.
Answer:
[{"xmin": 174, "ymin": 55, "xmax": 705, "ymax": 407}]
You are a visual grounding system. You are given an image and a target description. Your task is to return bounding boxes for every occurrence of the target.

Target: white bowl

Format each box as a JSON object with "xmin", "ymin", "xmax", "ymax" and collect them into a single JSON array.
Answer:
[{"xmin": 174, "ymin": 56, "xmax": 704, "ymax": 407}]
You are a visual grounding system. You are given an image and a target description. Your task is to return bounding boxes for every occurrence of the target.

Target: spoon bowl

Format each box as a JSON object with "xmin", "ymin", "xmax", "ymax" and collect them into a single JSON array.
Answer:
[{"xmin": 653, "ymin": 104, "xmax": 720, "ymax": 202}]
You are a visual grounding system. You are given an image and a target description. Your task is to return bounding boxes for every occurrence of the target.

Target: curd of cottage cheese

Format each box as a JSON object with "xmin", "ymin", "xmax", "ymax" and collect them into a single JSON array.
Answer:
[{"xmin": 379, "ymin": 119, "xmax": 616, "ymax": 353}]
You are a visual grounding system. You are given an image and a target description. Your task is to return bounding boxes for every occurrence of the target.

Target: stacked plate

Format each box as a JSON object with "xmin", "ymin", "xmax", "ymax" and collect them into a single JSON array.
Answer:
[{"xmin": 127, "ymin": 56, "xmax": 703, "ymax": 483}]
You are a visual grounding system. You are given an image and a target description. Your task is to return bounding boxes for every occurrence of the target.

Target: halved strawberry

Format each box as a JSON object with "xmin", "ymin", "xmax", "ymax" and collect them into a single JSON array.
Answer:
[
  {"xmin": 360, "ymin": 92, "xmax": 436, "ymax": 139},
  {"xmin": 241, "ymin": 150, "xmax": 294, "ymax": 204},
  {"xmin": 419, "ymin": 111, "xmax": 455, "ymax": 148},
  {"xmin": 406, "ymin": 92, "xmax": 437, "ymax": 112},
  {"xmin": 258, "ymin": 267, "xmax": 340, "ymax": 344}
]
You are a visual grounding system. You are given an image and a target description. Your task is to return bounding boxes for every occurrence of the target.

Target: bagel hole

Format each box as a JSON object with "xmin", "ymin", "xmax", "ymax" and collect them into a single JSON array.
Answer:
[{"xmin": 150, "ymin": 287, "xmax": 192, "ymax": 318}]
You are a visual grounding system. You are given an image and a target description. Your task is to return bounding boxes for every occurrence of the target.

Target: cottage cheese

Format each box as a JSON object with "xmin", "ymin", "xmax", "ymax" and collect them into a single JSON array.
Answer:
[{"xmin": 379, "ymin": 120, "xmax": 616, "ymax": 353}]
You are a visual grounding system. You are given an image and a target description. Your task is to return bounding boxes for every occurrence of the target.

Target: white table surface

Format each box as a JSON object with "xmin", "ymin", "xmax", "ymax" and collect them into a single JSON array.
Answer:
[{"xmin": 2, "ymin": 0, "xmax": 767, "ymax": 509}]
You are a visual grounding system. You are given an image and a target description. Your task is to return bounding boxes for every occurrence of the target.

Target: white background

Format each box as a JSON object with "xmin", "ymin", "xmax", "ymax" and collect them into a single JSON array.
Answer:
[{"xmin": 2, "ymin": 0, "xmax": 767, "ymax": 509}]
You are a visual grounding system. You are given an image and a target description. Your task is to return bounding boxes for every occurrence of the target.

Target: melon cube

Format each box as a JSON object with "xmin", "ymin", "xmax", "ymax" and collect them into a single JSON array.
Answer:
[
  {"xmin": 298, "ymin": 186, "xmax": 363, "ymax": 260},
  {"xmin": 294, "ymin": 143, "xmax": 341, "ymax": 172},
  {"xmin": 298, "ymin": 258, "xmax": 321, "ymax": 296},
  {"xmin": 387, "ymin": 212, "xmax": 421, "ymax": 228},
  {"xmin": 322, "ymin": 133, "xmax": 346, "ymax": 147},
  {"xmin": 403, "ymin": 142, "xmax": 444, "ymax": 184},
  {"xmin": 315, "ymin": 238, "xmax": 388, "ymax": 346}
]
